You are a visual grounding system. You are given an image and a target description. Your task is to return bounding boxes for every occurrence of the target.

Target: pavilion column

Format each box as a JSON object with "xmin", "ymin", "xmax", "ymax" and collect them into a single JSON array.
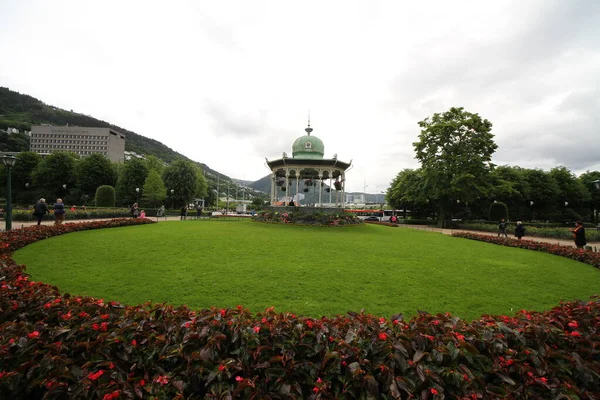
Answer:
[
  {"xmin": 318, "ymin": 171, "xmax": 323, "ymax": 207},
  {"xmin": 285, "ymin": 169, "xmax": 291, "ymax": 206},
  {"xmin": 271, "ymin": 172, "xmax": 276, "ymax": 205},
  {"xmin": 295, "ymin": 169, "xmax": 300, "ymax": 205},
  {"xmin": 341, "ymin": 173, "xmax": 346, "ymax": 208},
  {"xmin": 329, "ymin": 171, "xmax": 333, "ymax": 207}
]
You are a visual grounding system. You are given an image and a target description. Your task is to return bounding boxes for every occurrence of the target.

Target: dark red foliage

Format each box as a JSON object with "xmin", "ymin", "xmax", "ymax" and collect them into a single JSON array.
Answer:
[
  {"xmin": 452, "ymin": 232, "xmax": 600, "ymax": 269},
  {"xmin": 1, "ymin": 220, "xmax": 600, "ymax": 398}
]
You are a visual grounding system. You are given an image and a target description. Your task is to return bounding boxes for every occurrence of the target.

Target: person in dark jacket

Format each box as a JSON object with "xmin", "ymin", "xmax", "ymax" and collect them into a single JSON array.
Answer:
[
  {"xmin": 196, "ymin": 205, "xmax": 203, "ymax": 219},
  {"xmin": 180, "ymin": 205, "xmax": 187, "ymax": 220},
  {"xmin": 53, "ymin": 198, "xmax": 65, "ymax": 225},
  {"xmin": 571, "ymin": 221, "xmax": 587, "ymax": 249},
  {"xmin": 514, "ymin": 220, "xmax": 525, "ymax": 240},
  {"xmin": 33, "ymin": 198, "xmax": 49, "ymax": 225},
  {"xmin": 498, "ymin": 218, "xmax": 508, "ymax": 238},
  {"xmin": 131, "ymin": 203, "xmax": 139, "ymax": 218}
]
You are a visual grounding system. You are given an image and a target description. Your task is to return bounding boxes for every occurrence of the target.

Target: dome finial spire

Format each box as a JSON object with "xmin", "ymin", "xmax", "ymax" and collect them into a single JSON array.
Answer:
[{"xmin": 305, "ymin": 110, "xmax": 313, "ymax": 135}]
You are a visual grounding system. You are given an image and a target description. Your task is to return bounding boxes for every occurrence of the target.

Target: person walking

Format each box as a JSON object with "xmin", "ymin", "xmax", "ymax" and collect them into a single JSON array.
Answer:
[
  {"xmin": 131, "ymin": 203, "xmax": 139, "ymax": 218},
  {"xmin": 498, "ymin": 218, "xmax": 508, "ymax": 238},
  {"xmin": 571, "ymin": 221, "xmax": 587, "ymax": 249},
  {"xmin": 514, "ymin": 220, "xmax": 525, "ymax": 240},
  {"xmin": 196, "ymin": 205, "xmax": 203, "ymax": 219},
  {"xmin": 33, "ymin": 198, "xmax": 49, "ymax": 225},
  {"xmin": 53, "ymin": 198, "xmax": 65, "ymax": 225}
]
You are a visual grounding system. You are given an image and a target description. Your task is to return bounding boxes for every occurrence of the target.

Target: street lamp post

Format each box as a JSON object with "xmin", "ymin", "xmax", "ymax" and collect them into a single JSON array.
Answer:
[
  {"xmin": 2, "ymin": 155, "xmax": 17, "ymax": 231},
  {"xmin": 135, "ymin": 187, "xmax": 140, "ymax": 204},
  {"xmin": 170, "ymin": 189, "xmax": 174, "ymax": 210},
  {"xmin": 592, "ymin": 180, "xmax": 600, "ymax": 223},
  {"xmin": 226, "ymin": 182, "xmax": 230, "ymax": 215}
]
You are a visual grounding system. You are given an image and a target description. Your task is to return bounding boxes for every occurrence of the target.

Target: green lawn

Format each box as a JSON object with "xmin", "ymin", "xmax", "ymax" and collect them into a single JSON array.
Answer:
[{"xmin": 13, "ymin": 220, "xmax": 600, "ymax": 321}]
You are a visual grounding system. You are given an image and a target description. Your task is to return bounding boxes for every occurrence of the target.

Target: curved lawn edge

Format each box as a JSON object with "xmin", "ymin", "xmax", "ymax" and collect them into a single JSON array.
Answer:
[
  {"xmin": 452, "ymin": 232, "xmax": 600, "ymax": 269},
  {"xmin": 1, "ymin": 219, "xmax": 600, "ymax": 398}
]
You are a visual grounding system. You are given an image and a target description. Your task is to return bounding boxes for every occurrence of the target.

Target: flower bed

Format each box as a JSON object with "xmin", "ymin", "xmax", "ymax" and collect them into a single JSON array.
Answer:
[
  {"xmin": 253, "ymin": 211, "xmax": 362, "ymax": 226},
  {"xmin": 458, "ymin": 222, "xmax": 600, "ymax": 242},
  {"xmin": 1, "ymin": 220, "xmax": 600, "ymax": 398},
  {"xmin": 452, "ymin": 232, "xmax": 600, "ymax": 269}
]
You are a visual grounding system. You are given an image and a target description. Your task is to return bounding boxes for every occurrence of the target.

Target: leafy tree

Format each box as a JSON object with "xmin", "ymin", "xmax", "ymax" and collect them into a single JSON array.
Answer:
[
  {"xmin": 142, "ymin": 169, "xmax": 167, "ymax": 207},
  {"xmin": 251, "ymin": 196, "xmax": 264, "ymax": 209},
  {"xmin": 579, "ymin": 170, "xmax": 600, "ymax": 223},
  {"xmin": 387, "ymin": 169, "xmax": 431, "ymax": 218},
  {"xmin": 522, "ymin": 169, "xmax": 560, "ymax": 220},
  {"xmin": 413, "ymin": 107, "xmax": 497, "ymax": 224},
  {"xmin": 194, "ymin": 166, "xmax": 208, "ymax": 199},
  {"xmin": 144, "ymin": 155, "xmax": 165, "ymax": 175},
  {"xmin": 31, "ymin": 152, "xmax": 79, "ymax": 200},
  {"xmin": 8, "ymin": 152, "xmax": 42, "ymax": 204},
  {"xmin": 549, "ymin": 166, "xmax": 590, "ymax": 221},
  {"xmin": 488, "ymin": 166, "xmax": 530, "ymax": 220},
  {"xmin": 162, "ymin": 159, "xmax": 197, "ymax": 207},
  {"xmin": 95, "ymin": 185, "xmax": 116, "ymax": 207},
  {"xmin": 76, "ymin": 154, "xmax": 117, "ymax": 201},
  {"xmin": 115, "ymin": 158, "xmax": 148, "ymax": 206}
]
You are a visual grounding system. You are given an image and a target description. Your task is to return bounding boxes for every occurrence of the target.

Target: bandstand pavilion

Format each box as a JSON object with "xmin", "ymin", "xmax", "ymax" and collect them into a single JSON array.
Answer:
[{"xmin": 265, "ymin": 123, "xmax": 352, "ymax": 208}]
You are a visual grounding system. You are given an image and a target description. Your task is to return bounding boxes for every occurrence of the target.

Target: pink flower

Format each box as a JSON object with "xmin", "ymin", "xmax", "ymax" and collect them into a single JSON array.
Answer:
[
  {"xmin": 28, "ymin": 331, "xmax": 40, "ymax": 339},
  {"xmin": 312, "ymin": 387, "xmax": 320, "ymax": 393},
  {"xmin": 235, "ymin": 376, "xmax": 243, "ymax": 382},
  {"xmin": 154, "ymin": 375, "xmax": 168, "ymax": 385},
  {"xmin": 253, "ymin": 326, "xmax": 260, "ymax": 333}
]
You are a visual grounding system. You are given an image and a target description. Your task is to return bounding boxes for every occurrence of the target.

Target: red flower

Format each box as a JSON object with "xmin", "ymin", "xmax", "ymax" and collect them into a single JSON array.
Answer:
[
  {"xmin": 455, "ymin": 333, "xmax": 465, "ymax": 341},
  {"xmin": 61, "ymin": 312, "xmax": 72, "ymax": 320},
  {"xmin": 102, "ymin": 391, "xmax": 120, "ymax": 400},
  {"xmin": 220, "ymin": 309, "xmax": 226, "ymax": 317},
  {"xmin": 218, "ymin": 365, "xmax": 226, "ymax": 371},
  {"xmin": 312, "ymin": 387, "xmax": 320, "ymax": 393},
  {"xmin": 154, "ymin": 375, "xmax": 168, "ymax": 385},
  {"xmin": 568, "ymin": 321, "xmax": 578, "ymax": 328},
  {"xmin": 540, "ymin": 377, "xmax": 548, "ymax": 384},
  {"xmin": 431, "ymin": 388, "xmax": 438, "ymax": 395},
  {"xmin": 306, "ymin": 320, "xmax": 314, "ymax": 328},
  {"xmin": 88, "ymin": 370, "xmax": 104, "ymax": 381},
  {"xmin": 253, "ymin": 326, "xmax": 260, "ymax": 333},
  {"xmin": 432, "ymin": 320, "xmax": 439, "ymax": 325},
  {"xmin": 317, "ymin": 377, "xmax": 322, "ymax": 383},
  {"xmin": 78, "ymin": 311, "xmax": 89, "ymax": 318},
  {"xmin": 100, "ymin": 314, "xmax": 109, "ymax": 320},
  {"xmin": 139, "ymin": 379, "xmax": 145, "ymax": 387},
  {"xmin": 235, "ymin": 376, "xmax": 243, "ymax": 382},
  {"xmin": 379, "ymin": 317, "xmax": 386, "ymax": 324},
  {"xmin": 109, "ymin": 363, "xmax": 115, "ymax": 369},
  {"xmin": 131, "ymin": 339, "xmax": 137, "ymax": 346},
  {"xmin": 44, "ymin": 302, "xmax": 52, "ymax": 309},
  {"xmin": 378, "ymin": 332, "xmax": 387, "ymax": 341},
  {"xmin": 570, "ymin": 331, "xmax": 581, "ymax": 337},
  {"xmin": 28, "ymin": 331, "xmax": 40, "ymax": 339}
]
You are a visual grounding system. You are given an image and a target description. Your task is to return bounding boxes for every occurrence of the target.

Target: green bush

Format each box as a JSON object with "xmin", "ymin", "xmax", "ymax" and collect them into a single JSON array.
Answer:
[
  {"xmin": 12, "ymin": 208, "xmax": 132, "ymax": 221},
  {"xmin": 94, "ymin": 185, "xmax": 116, "ymax": 207},
  {"xmin": 459, "ymin": 222, "xmax": 600, "ymax": 242},
  {"xmin": 489, "ymin": 201, "xmax": 508, "ymax": 221}
]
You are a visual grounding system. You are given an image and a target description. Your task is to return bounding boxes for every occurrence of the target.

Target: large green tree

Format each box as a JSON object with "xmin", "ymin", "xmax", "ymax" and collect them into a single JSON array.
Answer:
[
  {"xmin": 142, "ymin": 169, "xmax": 167, "ymax": 207},
  {"xmin": 11, "ymin": 152, "xmax": 42, "ymax": 204},
  {"xmin": 413, "ymin": 107, "xmax": 497, "ymax": 224},
  {"xmin": 75, "ymin": 154, "xmax": 117, "ymax": 201},
  {"xmin": 387, "ymin": 168, "xmax": 431, "ymax": 218},
  {"xmin": 162, "ymin": 159, "xmax": 197, "ymax": 207},
  {"xmin": 194, "ymin": 165, "xmax": 208, "ymax": 199},
  {"xmin": 116, "ymin": 158, "xmax": 148, "ymax": 206},
  {"xmin": 549, "ymin": 166, "xmax": 590, "ymax": 221},
  {"xmin": 579, "ymin": 170, "xmax": 600, "ymax": 223},
  {"xmin": 31, "ymin": 152, "xmax": 79, "ymax": 201},
  {"xmin": 522, "ymin": 169, "xmax": 560, "ymax": 220}
]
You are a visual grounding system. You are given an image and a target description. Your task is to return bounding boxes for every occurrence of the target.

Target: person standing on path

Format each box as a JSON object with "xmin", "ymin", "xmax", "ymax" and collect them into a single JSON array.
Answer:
[
  {"xmin": 53, "ymin": 198, "xmax": 65, "ymax": 225},
  {"xmin": 131, "ymin": 203, "xmax": 139, "ymax": 218},
  {"xmin": 33, "ymin": 198, "xmax": 49, "ymax": 225},
  {"xmin": 514, "ymin": 221, "xmax": 525, "ymax": 240},
  {"xmin": 498, "ymin": 218, "xmax": 508, "ymax": 238},
  {"xmin": 180, "ymin": 205, "xmax": 187, "ymax": 220},
  {"xmin": 571, "ymin": 221, "xmax": 587, "ymax": 249},
  {"xmin": 196, "ymin": 205, "xmax": 203, "ymax": 219}
]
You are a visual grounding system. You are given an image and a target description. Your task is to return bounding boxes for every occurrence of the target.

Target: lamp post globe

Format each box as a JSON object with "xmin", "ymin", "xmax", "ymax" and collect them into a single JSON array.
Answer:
[{"xmin": 1, "ymin": 155, "xmax": 17, "ymax": 231}]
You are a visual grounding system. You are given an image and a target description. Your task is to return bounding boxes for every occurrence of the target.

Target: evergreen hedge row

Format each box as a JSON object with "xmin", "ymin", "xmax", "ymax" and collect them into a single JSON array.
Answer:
[{"xmin": 1, "ymin": 220, "xmax": 599, "ymax": 398}]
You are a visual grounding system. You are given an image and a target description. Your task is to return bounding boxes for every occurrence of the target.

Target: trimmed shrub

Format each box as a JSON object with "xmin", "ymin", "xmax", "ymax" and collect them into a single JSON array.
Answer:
[
  {"xmin": 1, "ymin": 220, "xmax": 600, "ymax": 398},
  {"xmin": 11, "ymin": 208, "xmax": 132, "ymax": 222},
  {"xmin": 254, "ymin": 211, "xmax": 362, "ymax": 226},
  {"xmin": 489, "ymin": 201, "xmax": 508, "ymax": 221},
  {"xmin": 95, "ymin": 185, "xmax": 116, "ymax": 207}
]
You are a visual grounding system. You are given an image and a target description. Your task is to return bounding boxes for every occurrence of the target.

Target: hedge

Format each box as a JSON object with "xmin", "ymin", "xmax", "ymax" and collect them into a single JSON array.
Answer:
[
  {"xmin": 1, "ymin": 220, "xmax": 600, "ymax": 398},
  {"xmin": 12, "ymin": 208, "xmax": 133, "ymax": 222}
]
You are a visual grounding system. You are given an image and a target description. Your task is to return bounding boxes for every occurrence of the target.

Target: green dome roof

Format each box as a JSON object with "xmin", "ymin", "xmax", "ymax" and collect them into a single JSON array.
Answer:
[{"xmin": 292, "ymin": 125, "xmax": 324, "ymax": 159}]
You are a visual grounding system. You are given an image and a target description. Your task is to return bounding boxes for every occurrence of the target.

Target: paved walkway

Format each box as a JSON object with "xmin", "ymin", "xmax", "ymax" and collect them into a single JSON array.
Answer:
[{"xmin": 6, "ymin": 218, "xmax": 599, "ymax": 250}]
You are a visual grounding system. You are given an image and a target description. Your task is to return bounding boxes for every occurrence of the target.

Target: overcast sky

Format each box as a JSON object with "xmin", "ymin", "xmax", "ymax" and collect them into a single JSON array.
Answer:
[{"xmin": 1, "ymin": 0, "xmax": 598, "ymax": 192}]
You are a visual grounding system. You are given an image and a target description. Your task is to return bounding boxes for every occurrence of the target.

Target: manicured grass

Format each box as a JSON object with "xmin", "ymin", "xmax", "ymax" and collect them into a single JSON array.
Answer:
[{"xmin": 13, "ymin": 220, "xmax": 600, "ymax": 320}]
